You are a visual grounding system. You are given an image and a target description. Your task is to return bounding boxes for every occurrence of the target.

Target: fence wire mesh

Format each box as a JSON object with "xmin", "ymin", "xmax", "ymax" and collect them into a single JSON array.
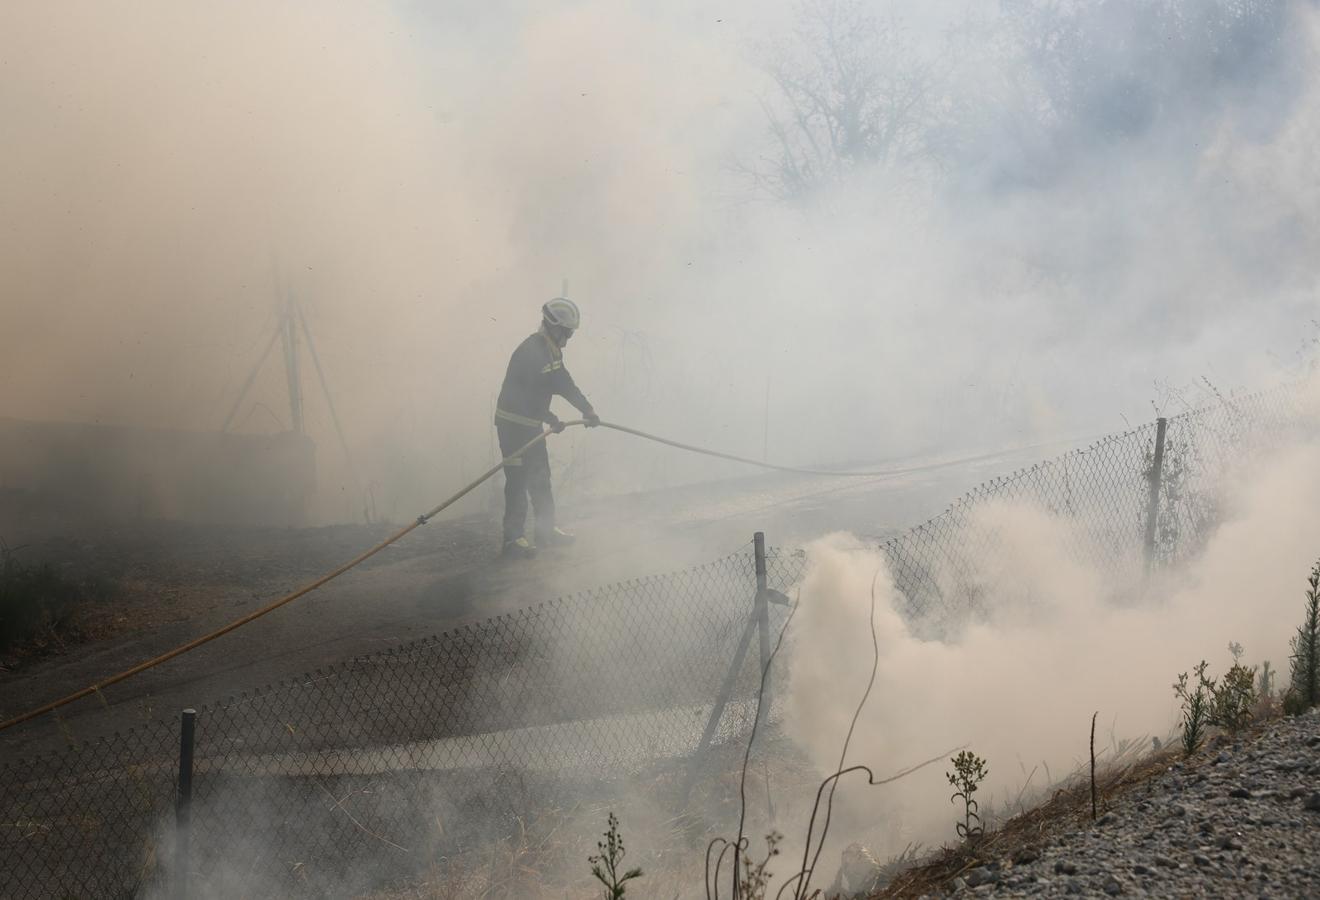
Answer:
[
  {"xmin": 1, "ymin": 548, "xmax": 804, "ymax": 898},
  {"xmin": 0, "ymin": 381, "xmax": 1307, "ymax": 898},
  {"xmin": 881, "ymin": 383, "xmax": 1306, "ymax": 633}
]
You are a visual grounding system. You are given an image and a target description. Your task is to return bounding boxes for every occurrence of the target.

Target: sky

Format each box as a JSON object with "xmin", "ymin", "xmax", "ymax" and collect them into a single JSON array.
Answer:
[{"xmin": 3, "ymin": 0, "xmax": 1318, "ymax": 522}]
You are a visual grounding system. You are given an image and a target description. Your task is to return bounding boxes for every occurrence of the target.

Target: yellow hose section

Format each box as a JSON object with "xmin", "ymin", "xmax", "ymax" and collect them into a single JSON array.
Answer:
[
  {"xmin": 0, "ymin": 425, "xmax": 565, "ymax": 733},
  {"xmin": 0, "ymin": 419, "xmax": 1081, "ymax": 732}
]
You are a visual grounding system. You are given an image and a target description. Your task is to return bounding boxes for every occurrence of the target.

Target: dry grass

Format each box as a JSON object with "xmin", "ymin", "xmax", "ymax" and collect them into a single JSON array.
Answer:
[
  {"xmin": 356, "ymin": 732, "xmax": 821, "ymax": 900},
  {"xmin": 0, "ymin": 541, "xmax": 119, "ymax": 667}
]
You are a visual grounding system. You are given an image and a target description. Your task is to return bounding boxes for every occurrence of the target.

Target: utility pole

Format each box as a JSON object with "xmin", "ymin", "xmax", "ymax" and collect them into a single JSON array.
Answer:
[
  {"xmin": 295, "ymin": 295, "xmax": 372, "ymax": 520},
  {"xmin": 280, "ymin": 289, "xmax": 305, "ymax": 434},
  {"xmin": 1143, "ymin": 417, "xmax": 1169, "ymax": 573},
  {"xmin": 174, "ymin": 708, "xmax": 196, "ymax": 900}
]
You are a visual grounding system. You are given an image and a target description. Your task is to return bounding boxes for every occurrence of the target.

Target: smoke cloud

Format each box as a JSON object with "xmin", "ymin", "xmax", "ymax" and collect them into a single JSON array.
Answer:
[
  {"xmin": 781, "ymin": 404, "xmax": 1320, "ymax": 865},
  {"xmin": 3, "ymin": 0, "xmax": 1318, "ymax": 523}
]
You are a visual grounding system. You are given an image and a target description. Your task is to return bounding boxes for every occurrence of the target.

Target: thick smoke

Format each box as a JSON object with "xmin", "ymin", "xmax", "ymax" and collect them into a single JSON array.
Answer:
[
  {"xmin": 779, "ymin": 375, "xmax": 1320, "ymax": 869},
  {"xmin": 2, "ymin": 0, "xmax": 1317, "ymax": 521}
]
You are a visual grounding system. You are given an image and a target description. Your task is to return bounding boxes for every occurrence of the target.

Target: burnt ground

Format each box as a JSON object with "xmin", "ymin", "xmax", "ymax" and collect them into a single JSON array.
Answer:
[{"xmin": 0, "ymin": 436, "xmax": 1077, "ymax": 760}]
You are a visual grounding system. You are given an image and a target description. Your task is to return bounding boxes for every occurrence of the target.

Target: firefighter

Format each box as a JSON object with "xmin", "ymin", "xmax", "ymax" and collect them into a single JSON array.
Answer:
[{"xmin": 494, "ymin": 297, "xmax": 600, "ymax": 558}]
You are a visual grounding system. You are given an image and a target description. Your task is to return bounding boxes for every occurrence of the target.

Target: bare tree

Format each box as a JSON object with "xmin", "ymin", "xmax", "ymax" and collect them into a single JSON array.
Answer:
[
  {"xmin": 748, "ymin": 0, "xmax": 944, "ymax": 201},
  {"xmin": 745, "ymin": 0, "xmax": 1293, "ymax": 201}
]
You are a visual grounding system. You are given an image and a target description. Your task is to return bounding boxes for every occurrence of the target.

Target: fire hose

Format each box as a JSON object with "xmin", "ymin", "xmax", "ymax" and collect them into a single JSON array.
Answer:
[{"xmin": 0, "ymin": 419, "xmax": 1078, "ymax": 732}]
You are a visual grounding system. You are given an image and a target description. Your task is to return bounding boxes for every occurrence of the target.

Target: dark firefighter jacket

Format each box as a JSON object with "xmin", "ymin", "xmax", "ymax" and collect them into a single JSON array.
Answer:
[{"xmin": 495, "ymin": 329, "xmax": 594, "ymax": 429}]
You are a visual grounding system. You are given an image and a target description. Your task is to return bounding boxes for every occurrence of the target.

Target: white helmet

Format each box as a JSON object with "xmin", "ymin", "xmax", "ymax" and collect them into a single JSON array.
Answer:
[{"xmin": 542, "ymin": 297, "xmax": 581, "ymax": 331}]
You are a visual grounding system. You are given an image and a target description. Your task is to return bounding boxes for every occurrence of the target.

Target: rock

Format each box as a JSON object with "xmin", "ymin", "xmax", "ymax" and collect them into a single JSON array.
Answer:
[
  {"xmin": 1228, "ymin": 787, "xmax": 1252, "ymax": 799},
  {"xmin": 836, "ymin": 842, "xmax": 882, "ymax": 893},
  {"xmin": 1154, "ymin": 855, "xmax": 1178, "ymax": 868},
  {"xmin": 951, "ymin": 876, "xmax": 967, "ymax": 892},
  {"xmin": 1193, "ymin": 854, "xmax": 1212, "ymax": 867},
  {"xmin": 1216, "ymin": 835, "xmax": 1244, "ymax": 851},
  {"xmin": 1013, "ymin": 846, "xmax": 1041, "ymax": 865},
  {"xmin": 965, "ymin": 866, "xmax": 998, "ymax": 887},
  {"xmin": 1103, "ymin": 875, "xmax": 1124, "ymax": 895},
  {"xmin": 1132, "ymin": 864, "xmax": 1151, "ymax": 875}
]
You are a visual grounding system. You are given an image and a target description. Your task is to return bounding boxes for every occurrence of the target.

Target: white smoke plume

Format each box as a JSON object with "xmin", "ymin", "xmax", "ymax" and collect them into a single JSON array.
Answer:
[
  {"xmin": 4, "ymin": 0, "xmax": 1319, "ymax": 522},
  {"xmin": 781, "ymin": 415, "xmax": 1320, "ymax": 870}
]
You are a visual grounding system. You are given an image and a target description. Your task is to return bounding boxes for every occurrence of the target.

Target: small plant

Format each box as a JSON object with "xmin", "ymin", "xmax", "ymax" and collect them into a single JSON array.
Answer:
[
  {"xmin": 1210, "ymin": 659, "xmax": 1258, "ymax": 733},
  {"xmin": 1255, "ymin": 660, "xmax": 1279, "ymax": 717},
  {"xmin": 738, "ymin": 831, "xmax": 781, "ymax": 900},
  {"xmin": 946, "ymin": 750, "xmax": 988, "ymax": 842},
  {"xmin": 588, "ymin": 812, "xmax": 642, "ymax": 899},
  {"xmin": 1284, "ymin": 560, "xmax": 1320, "ymax": 715},
  {"xmin": 1258, "ymin": 660, "xmax": 1275, "ymax": 699},
  {"xmin": 1173, "ymin": 662, "xmax": 1210, "ymax": 757},
  {"xmin": 1175, "ymin": 648, "xmax": 1259, "ymax": 752}
]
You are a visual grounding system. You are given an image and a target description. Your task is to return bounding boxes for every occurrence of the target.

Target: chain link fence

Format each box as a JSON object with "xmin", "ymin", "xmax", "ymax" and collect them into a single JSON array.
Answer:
[
  {"xmin": 881, "ymin": 383, "xmax": 1306, "ymax": 633},
  {"xmin": 1, "ymin": 548, "xmax": 804, "ymax": 898},
  {"xmin": 0, "ymin": 382, "xmax": 1308, "ymax": 898}
]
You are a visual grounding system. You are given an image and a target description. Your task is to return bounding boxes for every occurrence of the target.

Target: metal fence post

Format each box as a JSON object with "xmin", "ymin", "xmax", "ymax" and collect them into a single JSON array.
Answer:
[
  {"xmin": 175, "ymin": 708, "xmax": 196, "ymax": 900},
  {"xmin": 1143, "ymin": 417, "xmax": 1168, "ymax": 572},
  {"xmin": 678, "ymin": 534, "xmax": 769, "ymax": 808},
  {"xmin": 753, "ymin": 532, "xmax": 772, "ymax": 726}
]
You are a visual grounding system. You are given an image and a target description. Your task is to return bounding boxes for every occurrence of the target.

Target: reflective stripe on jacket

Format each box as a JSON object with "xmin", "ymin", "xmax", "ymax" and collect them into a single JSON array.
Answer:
[{"xmin": 495, "ymin": 329, "xmax": 593, "ymax": 428}]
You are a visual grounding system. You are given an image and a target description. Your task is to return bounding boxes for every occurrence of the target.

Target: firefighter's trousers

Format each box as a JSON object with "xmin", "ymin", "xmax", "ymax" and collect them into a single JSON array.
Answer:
[{"xmin": 497, "ymin": 422, "xmax": 556, "ymax": 545}]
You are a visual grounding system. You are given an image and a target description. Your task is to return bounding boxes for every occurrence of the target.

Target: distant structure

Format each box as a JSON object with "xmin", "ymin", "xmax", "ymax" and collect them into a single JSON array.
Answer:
[
  {"xmin": 0, "ymin": 417, "xmax": 315, "ymax": 527},
  {"xmin": 0, "ymin": 269, "xmax": 363, "ymax": 528}
]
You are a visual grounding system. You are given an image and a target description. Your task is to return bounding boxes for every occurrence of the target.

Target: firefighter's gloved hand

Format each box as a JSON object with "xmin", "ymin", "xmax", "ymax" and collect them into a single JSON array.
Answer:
[
  {"xmin": 584, "ymin": 412, "xmax": 601, "ymax": 428},
  {"xmin": 546, "ymin": 418, "xmax": 566, "ymax": 434}
]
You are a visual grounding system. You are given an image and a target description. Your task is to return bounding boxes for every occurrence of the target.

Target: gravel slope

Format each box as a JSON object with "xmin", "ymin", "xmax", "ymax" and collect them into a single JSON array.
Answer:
[{"xmin": 925, "ymin": 709, "xmax": 1320, "ymax": 898}]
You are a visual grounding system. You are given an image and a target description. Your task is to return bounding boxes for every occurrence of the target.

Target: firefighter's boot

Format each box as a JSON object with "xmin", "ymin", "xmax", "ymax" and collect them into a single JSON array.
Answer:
[
  {"xmin": 502, "ymin": 536, "xmax": 538, "ymax": 559},
  {"xmin": 537, "ymin": 526, "xmax": 576, "ymax": 548}
]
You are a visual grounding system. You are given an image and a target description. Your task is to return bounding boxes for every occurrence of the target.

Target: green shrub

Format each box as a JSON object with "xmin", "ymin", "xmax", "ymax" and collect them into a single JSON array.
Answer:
[
  {"xmin": 1175, "ymin": 647, "xmax": 1259, "ymax": 753},
  {"xmin": 1210, "ymin": 661, "xmax": 1257, "ymax": 733},
  {"xmin": 1284, "ymin": 561, "xmax": 1320, "ymax": 714},
  {"xmin": 1173, "ymin": 662, "xmax": 1211, "ymax": 757}
]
